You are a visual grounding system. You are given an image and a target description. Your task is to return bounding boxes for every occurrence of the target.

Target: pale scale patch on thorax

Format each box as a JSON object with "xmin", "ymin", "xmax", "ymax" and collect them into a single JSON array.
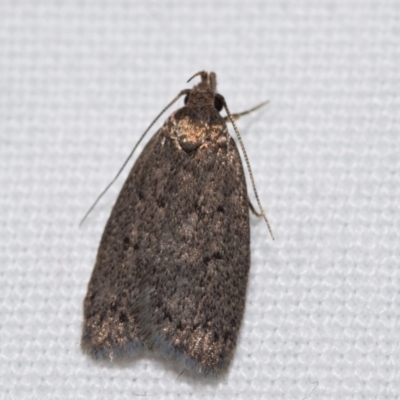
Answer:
[
  {"xmin": 176, "ymin": 116, "xmax": 208, "ymax": 146},
  {"xmin": 169, "ymin": 112, "xmax": 227, "ymax": 152}
]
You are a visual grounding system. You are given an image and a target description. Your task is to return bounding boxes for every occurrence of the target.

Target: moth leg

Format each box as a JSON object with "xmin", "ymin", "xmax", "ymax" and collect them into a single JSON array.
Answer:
[
  {"xmin": 224, "ymin": 101, "xmax": 268, "ymax": 122},
  {"xmin": 249, "ymin": 198, "xmax": 263, "ymax": 217}
]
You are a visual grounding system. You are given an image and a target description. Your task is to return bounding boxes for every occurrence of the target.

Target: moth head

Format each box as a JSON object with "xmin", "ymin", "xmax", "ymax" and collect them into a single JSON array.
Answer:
[{"xmin": 184, "ymin": 92, "xmax": 224, "ymax": 112}]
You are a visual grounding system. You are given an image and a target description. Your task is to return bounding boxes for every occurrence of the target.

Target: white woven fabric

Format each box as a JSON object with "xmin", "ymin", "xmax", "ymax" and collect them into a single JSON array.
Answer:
[{"xmin": 1, "ymin": 1, "xmax": 399, "ymax": 398}]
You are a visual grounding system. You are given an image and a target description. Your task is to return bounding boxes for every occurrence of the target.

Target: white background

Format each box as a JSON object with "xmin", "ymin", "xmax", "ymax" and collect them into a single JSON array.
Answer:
[{"xmin": 1, "ymin": 1, "xmax": 399, "ymax": 399}]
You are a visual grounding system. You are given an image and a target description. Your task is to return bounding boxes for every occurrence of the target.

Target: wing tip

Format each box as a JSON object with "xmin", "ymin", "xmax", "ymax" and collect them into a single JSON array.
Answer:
[
  {"xmin": 150, "ymin": 334, "xmax": 233, "ymax": 377},
  {"xmin": 81, "ymin": 331, "xmax": 144, "ymax": 362}
]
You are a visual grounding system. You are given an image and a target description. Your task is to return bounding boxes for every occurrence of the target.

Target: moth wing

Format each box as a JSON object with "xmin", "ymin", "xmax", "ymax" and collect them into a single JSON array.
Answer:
[
  {"xmin": 137, "ymin": 128, "xmax": 251, "ymax": 375},
  {"xmin": 82, "ymin": 121, "xmax": 250, "ymax": 375},
  {"xmin": 81, "ymin": 129, "xmax": 166, "ymax": 360}
]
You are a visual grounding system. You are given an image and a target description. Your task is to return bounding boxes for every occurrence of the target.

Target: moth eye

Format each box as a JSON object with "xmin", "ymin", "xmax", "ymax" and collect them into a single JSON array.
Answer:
[
  {"xmin": 184, "ymin": 94, "xmax": 189, "ymax": 105},
  {"xmin": 214, "ymin": 96, "xmax": 223, "ymax": 112}
]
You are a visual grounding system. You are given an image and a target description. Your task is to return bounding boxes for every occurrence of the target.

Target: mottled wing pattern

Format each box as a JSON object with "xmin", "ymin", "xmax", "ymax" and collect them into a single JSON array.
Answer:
[
  {"xmin": 82, "ymin": 115, "xmax": 250, "ymax": 375},
  {"xmin": 81, "ymin": 130, "xmax": 164, "ymax": 360},
  {"xmin": 137, "ymin": 120, "xmax": 250, "ymax": 375}
]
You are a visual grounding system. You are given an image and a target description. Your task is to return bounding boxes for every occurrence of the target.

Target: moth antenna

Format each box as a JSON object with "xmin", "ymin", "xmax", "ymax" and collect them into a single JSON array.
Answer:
[
  {"xmin": 248, "ymin": 198, "xmax": 262, "ymax": 217},
  {"xmin": 79, "ymin": 89, "xmax": 190, "ymax": 226},
  {"xmin": 222, "ymin": 98, "xmax": 275, "ymax": 240}
]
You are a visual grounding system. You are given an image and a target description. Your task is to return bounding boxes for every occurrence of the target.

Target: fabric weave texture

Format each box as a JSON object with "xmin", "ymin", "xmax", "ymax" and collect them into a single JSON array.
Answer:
[{"xmin": 0, "ymin": 1, "xmax": 399, "ymax": 399}]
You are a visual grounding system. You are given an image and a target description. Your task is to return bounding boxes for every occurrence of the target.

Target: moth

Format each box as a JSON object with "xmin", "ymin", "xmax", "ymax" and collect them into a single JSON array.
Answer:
[{"xmin": 81, "ymin": 71, "xmax": 272, "ymax": 375}]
